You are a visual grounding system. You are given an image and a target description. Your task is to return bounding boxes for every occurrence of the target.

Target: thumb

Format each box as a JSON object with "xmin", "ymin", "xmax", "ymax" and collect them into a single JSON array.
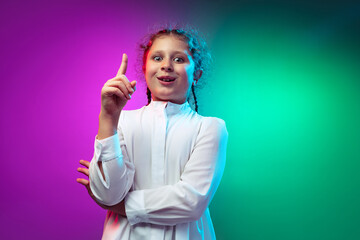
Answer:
[{"xmin": 130, "ymin": 80, "xmax": 137, "ymax": 90}]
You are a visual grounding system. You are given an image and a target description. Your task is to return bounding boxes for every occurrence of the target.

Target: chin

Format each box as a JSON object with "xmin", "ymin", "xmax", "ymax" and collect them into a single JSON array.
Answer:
[{"xmin": 155, "ymin": 96, "xmax": 184, "ymax": 104}]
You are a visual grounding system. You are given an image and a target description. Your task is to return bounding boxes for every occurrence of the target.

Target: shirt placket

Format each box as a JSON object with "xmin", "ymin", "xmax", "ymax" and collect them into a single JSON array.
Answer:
[
  {"xmin": 151, "ymin": 105, "xmax": 167, "ymax": 187},
  {"xmin": 150, "ymin": 105, "xmax": 168, "ymax": 240}
]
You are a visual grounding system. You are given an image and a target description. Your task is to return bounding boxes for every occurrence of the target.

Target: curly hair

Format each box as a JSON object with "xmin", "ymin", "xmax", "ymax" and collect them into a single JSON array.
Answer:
[{"xmin": 137, "ymin": 26, "xmax": 212, "ymax": 112}]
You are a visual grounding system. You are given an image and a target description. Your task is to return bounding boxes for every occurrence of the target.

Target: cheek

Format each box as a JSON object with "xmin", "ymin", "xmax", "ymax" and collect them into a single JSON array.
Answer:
[
  {"xmin": 184, "ymin": 65, "xmax": 195, "ymax": 82},
  {"xmin": 145, "ymin": 63, "xmax": 155, "ymax": 79},
  {"xmin": 145, "ymin": 63, "xmax": 157, "ymax": 75}
]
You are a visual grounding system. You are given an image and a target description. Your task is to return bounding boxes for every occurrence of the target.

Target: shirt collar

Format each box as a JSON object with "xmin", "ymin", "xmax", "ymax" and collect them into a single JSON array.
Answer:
[{"xmin": 148, "ymin": 100, "xmax": 192, "ymax": 115}]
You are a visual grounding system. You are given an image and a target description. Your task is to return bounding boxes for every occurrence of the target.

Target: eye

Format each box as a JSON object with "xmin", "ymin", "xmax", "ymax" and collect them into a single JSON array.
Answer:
[
  {"xmin": 153, "ymin": 56, "xmax": 162, "ymax": 61},
  {"xmin": 174, "ymin": 57, "xmax": 184, "ymax": 63}
]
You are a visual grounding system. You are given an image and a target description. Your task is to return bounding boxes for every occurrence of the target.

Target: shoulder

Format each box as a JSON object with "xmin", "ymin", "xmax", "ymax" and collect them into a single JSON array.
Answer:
[
  {"xmin": 197, "ymin": 115, "xmax": 228, "ymax": 138},
  {"xmin": 202, "ymin": 116, "xmax": 226, "ymax": 127},
  {"xmin": 198, "ymin": 115, "xmax": 227, "ymax": 130}
]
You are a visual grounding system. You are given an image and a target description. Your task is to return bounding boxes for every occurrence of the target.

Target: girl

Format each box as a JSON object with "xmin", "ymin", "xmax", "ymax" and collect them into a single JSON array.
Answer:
[{"xmin": 77, "ymin": 27, "xmax": 228, "ymax": 240}]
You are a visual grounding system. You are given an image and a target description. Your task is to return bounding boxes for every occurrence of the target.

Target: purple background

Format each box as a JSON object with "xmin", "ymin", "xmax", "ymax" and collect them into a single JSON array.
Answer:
[{"xmin": 0, "ymin": 0, "xmax": 225, "ymax": 239}]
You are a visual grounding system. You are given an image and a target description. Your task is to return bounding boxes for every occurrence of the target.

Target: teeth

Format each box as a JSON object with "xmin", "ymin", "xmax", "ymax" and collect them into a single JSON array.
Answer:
[{"xmin": 159, "ymin": 78, "xmax": 174, "ymax": 82}]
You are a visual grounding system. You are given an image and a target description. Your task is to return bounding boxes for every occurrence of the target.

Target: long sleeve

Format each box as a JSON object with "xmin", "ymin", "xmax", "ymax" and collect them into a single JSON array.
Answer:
[
  {"xmin": 125, "ymin": 117, "xmax": 228, "ymax": 226},
  {"xmin": 89, "ymin": 129, "xmax": 135, "ymax": 206}
]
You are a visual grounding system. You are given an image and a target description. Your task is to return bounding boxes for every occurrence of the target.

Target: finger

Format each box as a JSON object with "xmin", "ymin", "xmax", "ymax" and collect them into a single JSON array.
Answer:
[
  {"xmin": 103, "ymin": 86, "xmax": 128, "ymax": 100},
  {"xmin": 108, "ymin": 75, "xmax": 134, "ymax": 94},
  {"xmin": 130, "ymin": 80, "xmax": 137, "ymax": 91},
  {"xmin": 76, "ymin": 178, "xmax": 89, "ymax": 186},
  {"xmin": 116, "ymin": 53, "xmax": 128, "ymax": 76},
  {"xmin": 79, "ymin": 159, "xmax": 90, "ymax": 168},
  {"xmin": 105, "ymin": 82, "xmax": 131, "ymax": 100},
  {"xmin": 77, "ymin": 167, "xmax": 89, "ymax": 176}
]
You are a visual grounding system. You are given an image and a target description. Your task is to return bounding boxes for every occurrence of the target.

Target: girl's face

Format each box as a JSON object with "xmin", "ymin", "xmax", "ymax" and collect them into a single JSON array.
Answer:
[{"xmin": 145, "ymin": 35, "xmax": 196, "ymax": 104}]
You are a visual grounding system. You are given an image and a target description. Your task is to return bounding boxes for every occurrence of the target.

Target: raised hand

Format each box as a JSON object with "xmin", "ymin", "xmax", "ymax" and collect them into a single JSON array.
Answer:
[
  {"xmin": 98, "ymin": 54, "xmax": 137, "ymax": 139},
  {"xmin": 77, "ymin": 160, "xmax": 127, "ymax": 216},
  {"xmin": 101, "ymin": 53, "xmax": 137, "ymax": 117}
]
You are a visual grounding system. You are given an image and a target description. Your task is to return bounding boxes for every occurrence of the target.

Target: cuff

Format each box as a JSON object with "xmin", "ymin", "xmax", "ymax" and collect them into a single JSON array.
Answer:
[
  {"xmin": 125, "ymin": 190, "xmax": 148, "ymax": 225},
  {"xmin": 94, "ymin": 133, "xmax": 121, "ymax": 162}
]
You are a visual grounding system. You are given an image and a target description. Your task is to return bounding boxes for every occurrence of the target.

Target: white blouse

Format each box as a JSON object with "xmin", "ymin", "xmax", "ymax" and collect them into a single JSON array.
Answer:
[{"xmin": 89, "ymin": 100, "xmax": 228, "ymax": 240}]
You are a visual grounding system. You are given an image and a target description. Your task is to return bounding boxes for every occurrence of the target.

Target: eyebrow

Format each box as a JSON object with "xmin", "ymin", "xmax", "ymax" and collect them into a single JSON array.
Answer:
[{"xmin": 150, "ymin": 50, "xmax": 189, "ymax": 55}]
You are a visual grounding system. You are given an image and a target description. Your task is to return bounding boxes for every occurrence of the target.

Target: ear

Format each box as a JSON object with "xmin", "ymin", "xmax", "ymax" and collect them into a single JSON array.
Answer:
[{"xmin": 193, "ymin": 69, "xmax": 203, "ymax": 86}]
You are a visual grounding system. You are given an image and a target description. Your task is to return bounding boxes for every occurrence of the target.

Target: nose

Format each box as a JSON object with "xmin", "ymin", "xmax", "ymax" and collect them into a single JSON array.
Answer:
[{"xmin": 161, "ymin": 59, "xmax": 173, "ymax": 72}]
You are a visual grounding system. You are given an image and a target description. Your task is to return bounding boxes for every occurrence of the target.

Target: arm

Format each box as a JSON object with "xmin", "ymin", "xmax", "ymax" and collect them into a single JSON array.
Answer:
[
  {"xmin": 89, "ymin": 130, "xmax": 135, "ymax": 206},
  {"xmin": 125, "ymin": 118, "xmax": 228, "ymax": 226},
  {"xmin": 88, "ymin": 54, "xmax": 136, "ymax": 206}
]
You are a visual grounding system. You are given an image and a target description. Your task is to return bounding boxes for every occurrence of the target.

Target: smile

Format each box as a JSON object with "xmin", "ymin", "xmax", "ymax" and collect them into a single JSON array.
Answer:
[{"xmin": 157, "ymin": 76, "xmax": 176, "ymax": 82}]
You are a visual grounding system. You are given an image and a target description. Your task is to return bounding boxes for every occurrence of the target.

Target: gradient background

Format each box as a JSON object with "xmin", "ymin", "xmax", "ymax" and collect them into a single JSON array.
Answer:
[{"xmin": 1, "ymin": 0, "xmax": 359, "ymax": 239}]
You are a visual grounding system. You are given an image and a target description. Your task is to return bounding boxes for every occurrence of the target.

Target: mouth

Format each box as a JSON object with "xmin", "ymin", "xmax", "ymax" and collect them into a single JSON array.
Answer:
[{"xmin": 157, "ymin": 76, "xmax": 176, "ymax": 82}]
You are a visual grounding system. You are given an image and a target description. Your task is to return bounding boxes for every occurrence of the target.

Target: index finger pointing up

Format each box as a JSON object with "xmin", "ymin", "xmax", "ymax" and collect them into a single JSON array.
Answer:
[{"xmin": 116, "ymin": 53, "xmax": 128, "ymax": 76}]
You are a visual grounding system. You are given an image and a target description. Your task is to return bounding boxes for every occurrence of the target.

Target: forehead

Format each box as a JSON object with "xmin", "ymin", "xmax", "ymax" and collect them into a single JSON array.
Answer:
[{"xmin": 149, "ymin": 35, "xmax": 190, "ymax": 53}]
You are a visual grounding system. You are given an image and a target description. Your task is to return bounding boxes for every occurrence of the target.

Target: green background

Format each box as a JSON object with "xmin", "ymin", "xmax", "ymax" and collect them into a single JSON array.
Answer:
[{"xmin": 198, "ymin": 2, "xmax": 360, "ymax": 239}]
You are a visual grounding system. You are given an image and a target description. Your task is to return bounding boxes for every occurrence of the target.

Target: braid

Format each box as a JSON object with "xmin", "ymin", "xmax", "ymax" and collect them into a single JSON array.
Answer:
[
  {"xmin": 191, "ymin": 85, "xmax": 198, "ymax": 112},
  {"xmin": 146, "ymin": 87, "xmax": 152, "ymax": 105}
]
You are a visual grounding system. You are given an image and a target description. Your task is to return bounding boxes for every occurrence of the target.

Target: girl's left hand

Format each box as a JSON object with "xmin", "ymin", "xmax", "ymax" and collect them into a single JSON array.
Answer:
[{"xmin": 77, "ymin": 160, "xmax": 127, "ymax": 216}]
